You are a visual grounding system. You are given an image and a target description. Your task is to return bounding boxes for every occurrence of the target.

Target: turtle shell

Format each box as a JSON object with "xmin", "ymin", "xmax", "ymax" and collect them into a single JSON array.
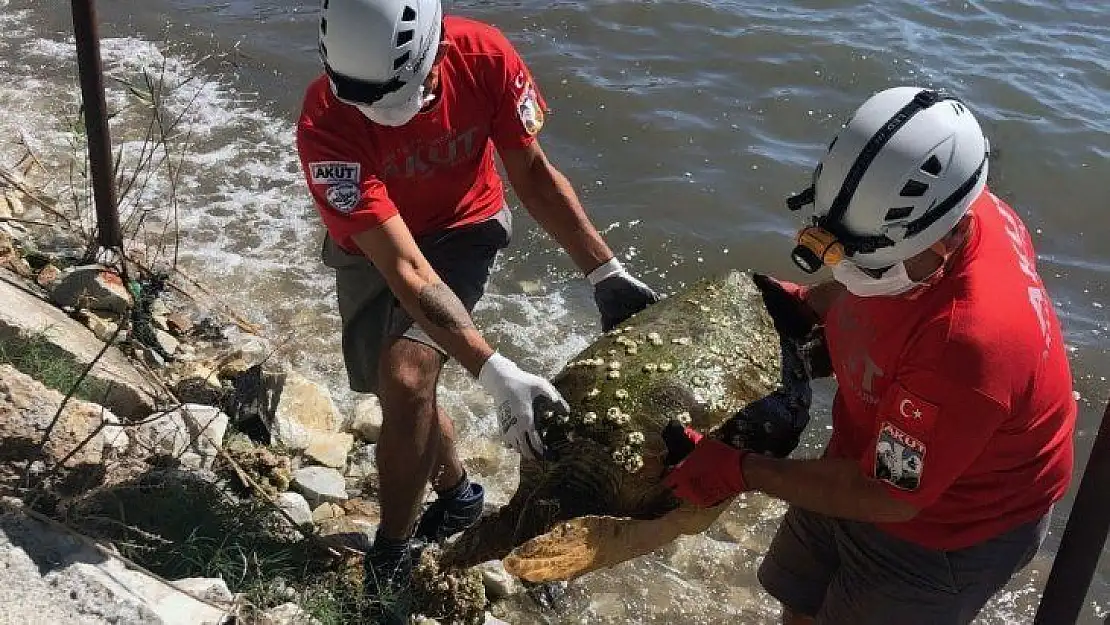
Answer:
[{"xmin": 443, "ymin": 270, "xmax": 794, "ymax": 573}]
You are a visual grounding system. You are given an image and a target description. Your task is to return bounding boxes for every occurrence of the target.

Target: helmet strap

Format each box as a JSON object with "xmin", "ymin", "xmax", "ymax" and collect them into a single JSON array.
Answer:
[{"xmin": 825, "ymin": 90, "xmax": 945, "ymax": 225}]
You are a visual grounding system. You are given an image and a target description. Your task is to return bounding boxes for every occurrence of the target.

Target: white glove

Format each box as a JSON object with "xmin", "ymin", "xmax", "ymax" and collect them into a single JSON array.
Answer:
[{"xmin": 478, "ymin": 352, "xmax": 568, "ymax": 460}]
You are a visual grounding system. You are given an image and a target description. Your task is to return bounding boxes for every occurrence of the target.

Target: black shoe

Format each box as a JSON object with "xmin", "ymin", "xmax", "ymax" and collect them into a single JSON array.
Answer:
[
  {"xmin": 414, "ymin": 481, "xmax": 485, "ymax": 543},
  {"xmin": 364, "ymin": 540, "xmax": 414, "ymax": 625}
]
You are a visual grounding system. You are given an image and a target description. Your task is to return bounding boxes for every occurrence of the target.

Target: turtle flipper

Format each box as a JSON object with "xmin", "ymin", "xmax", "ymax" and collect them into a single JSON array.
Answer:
[{"xmin": 502, "ymin": 497, "xmax": 735, "ymax": 582}]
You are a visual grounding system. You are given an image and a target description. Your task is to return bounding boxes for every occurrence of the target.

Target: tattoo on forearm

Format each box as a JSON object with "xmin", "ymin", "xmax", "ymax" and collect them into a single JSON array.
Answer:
[{"xmin": 417, "ymin": 282, "xmax": 475, "ymax": 332}]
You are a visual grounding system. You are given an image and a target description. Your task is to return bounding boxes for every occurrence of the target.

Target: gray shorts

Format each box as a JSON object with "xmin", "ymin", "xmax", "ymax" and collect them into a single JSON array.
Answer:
[
  {"xmin": 321, "ymin": 208, "xmax": 512, "ymax": 394},
  {"xmin": 757, "ymin": 506, "xmax": 1051, "ymax": 625}
]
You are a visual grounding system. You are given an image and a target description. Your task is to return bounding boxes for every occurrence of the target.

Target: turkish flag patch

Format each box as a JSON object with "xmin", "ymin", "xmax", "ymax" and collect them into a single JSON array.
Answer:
[{"xmin": 888, "ymin": 383, "xmax": 939, "ymax": 434}]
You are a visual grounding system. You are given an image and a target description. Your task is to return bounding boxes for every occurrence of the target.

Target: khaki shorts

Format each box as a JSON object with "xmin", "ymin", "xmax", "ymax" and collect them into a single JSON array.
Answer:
[
  {"xmin": 757, "ymin": 505, "xmax": 1050, "ymax": 625},
  {"xmin": 321, "ymin": 208, "xmax": 512, "ymax": 394}
]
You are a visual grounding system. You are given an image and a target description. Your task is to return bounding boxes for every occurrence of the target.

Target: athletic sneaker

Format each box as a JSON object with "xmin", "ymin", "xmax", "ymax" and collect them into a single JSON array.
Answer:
[
  {"xmin": 414, "ymin": 481, "xmax": 485, "ymax": 543},
  {"xmin": 364, "ymin": 537, "xmax": 414, "ymax": 625}
]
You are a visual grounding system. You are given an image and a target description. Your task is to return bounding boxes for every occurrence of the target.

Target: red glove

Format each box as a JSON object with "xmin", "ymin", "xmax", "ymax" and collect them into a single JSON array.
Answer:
[{"xmin": 662, "ymin": 426, "xmax": 750, "ymax": 507}]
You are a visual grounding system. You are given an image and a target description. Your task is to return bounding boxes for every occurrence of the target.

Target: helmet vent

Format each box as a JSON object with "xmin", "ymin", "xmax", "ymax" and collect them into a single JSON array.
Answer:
[
  {"xmin": 827, "ymin": 136, "xmax": 838, "ymax": 152},
  {"xmin": 921, "ymin": 155, "xmax": 943, "ymax": 176},
  {"xmin": 396, "ymin": 29, "xmax": 414, "ymax": 45},
  {"xmin": 950, "ymin": 101, "xmax": 966, "ymax": 115},
  {"xmin": 393, "ymin": 50, "xmax": 411, "ymax": 70},
  {"xmin": 900, "ymin": 179, "xmax": 929, "ymax": 197},
  {"xmin": 402, "ymin": 5, "xmax": 416, "ymax": 21},
  {"xmin": 885, "ymin": 206, "xmax": 914, "ymax": 221}
]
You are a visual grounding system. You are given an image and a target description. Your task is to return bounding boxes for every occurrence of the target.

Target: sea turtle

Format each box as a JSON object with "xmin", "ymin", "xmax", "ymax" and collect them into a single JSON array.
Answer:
[{"xmin": 441, "ymin": 270, "xmax": 818, "ymax": 582}]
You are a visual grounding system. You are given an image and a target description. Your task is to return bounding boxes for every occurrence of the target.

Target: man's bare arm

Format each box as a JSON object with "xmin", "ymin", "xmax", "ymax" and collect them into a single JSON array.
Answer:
[
  {"xmin": 499, "ymin": 141, "xmax": 613, "ymax": 274},
  {"xmin": 744, "ymin": 454, "xmax": 918, "ymax": 523},
  {"xmin": 351, "ymin": 216, "xmax": 492, "ymax": 375}
]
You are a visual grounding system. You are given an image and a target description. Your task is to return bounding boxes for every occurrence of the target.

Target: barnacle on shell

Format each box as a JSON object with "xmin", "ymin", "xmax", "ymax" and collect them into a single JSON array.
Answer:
[
  {"xmin": 614, "ymin": 389, "xmax": 629, "ymax": 400},
  {"xmin": 623, "ymin": 455, "xmax": 644, "ymax": 473}
]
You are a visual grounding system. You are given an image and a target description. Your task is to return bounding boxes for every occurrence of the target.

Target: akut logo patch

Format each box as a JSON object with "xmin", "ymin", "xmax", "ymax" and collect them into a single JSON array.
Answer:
[{"xmin": 310, "ymin": 161, "xmax": 360, "ymax": 185}]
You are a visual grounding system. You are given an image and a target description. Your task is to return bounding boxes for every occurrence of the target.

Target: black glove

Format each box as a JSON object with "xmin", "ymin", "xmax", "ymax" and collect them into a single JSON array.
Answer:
[
  {"xmin": 588, "ymin": 258, "xmax": 661, "ymax": 332},
  {"xmin": 661, "ymin": 419, "xmax": 700, "ymax": 466},
  {"xmin": 798, "ymin": 330, "xmax": 833, "ymax": 379},
  {"xmin": 752, "ymin": 273, "xmax": 819, "ymax": 340},
  {"xmin": 717, "ymin": 336, "xmax": 815, "ymax": 458},
  {"xmin": 717, "ymin": 391, "xmax": 811, "ymax": 458}
]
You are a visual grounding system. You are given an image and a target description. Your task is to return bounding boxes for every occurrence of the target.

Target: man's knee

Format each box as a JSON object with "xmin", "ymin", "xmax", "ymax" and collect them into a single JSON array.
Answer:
[{"xmin": 378, "ymin": 338, "xmax": 444, "ymax": 409}]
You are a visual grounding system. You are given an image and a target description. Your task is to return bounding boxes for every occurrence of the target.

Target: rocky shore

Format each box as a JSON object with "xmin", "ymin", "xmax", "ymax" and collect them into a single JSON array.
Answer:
[{"xmin": 0, "ymin": 160, "xmax": 514, "ymax": 624}]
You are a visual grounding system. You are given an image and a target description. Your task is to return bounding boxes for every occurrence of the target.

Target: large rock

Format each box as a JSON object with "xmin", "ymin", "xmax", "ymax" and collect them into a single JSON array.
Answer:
[
  {"xmin": 132, "ymin": 404, "xmax": 229, "ymax": 469},
  {"xmin": 303, "ymin": 431, "xmax": 354, "ymax": 469},
  {"xmin": 0, "ymin": 364, "xmax": 106, "ymax": 470},
  {"xmin": 50, "ymin": 265, "xmax": 133, "ymax": 315},
  {"xmin": 0, "ymin": 499, "xmax": 231, "ymax": 625},
  {"xmin": 315, "ymin": 516, "xmax": 375, "ymax": 552},
  {"xmin": 170, "ymin": 363, "xmax": 224, "ymax": 405},
  {"xmin": 275, "ymin": 492, "xmax": 312, "ymax": 528},
  {"xmin": 349, "ymin": 396, "xmax": 383, "ymax": 442},
  {"xmin": 291, "ymin": 466, "xmax": 347, "ymax": 505},
  {"xmin": 270, "ymin": 371, "xmax": 342, "ymax": 451},
  {"xmin": 0, "ymin": 273, "xmax": 159, "ymax": 419}
]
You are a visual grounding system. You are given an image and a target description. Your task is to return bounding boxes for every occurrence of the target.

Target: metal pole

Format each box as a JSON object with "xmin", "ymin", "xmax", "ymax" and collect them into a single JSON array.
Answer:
[
  {"xmin": 1034, "ymin": 398, "xmax": 1110, "ymax": 625},
  {"xmin": 70, "ymin": 0, "xmax": 122, "ymax": 249}
]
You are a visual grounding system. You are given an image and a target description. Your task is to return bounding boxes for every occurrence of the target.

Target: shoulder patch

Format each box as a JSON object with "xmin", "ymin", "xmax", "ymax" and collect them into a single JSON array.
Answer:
[
  {"xmin": 516, "ymin": 82, "xmax": 544, "ymax": 136},
  {"xmin": 309, "ymin": 161, "xmax": 360, "ymax": 185},
  {"xmin": 874, "ymin": 422, "xmax": 925, "ymax": 491},
  {"xmin": 325, "ymin": 183, "xmax": 360, "ymax": 213}
]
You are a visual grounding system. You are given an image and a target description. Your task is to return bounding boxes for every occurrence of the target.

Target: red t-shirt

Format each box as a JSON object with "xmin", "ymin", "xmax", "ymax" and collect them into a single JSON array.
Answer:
[
  {"xmin": 295, "ymin": 16, "xmax": 548, "ymax": 252},
  {"xmin": 822, "ymin": 188, "xmax": 1075, "ymax": 550}
]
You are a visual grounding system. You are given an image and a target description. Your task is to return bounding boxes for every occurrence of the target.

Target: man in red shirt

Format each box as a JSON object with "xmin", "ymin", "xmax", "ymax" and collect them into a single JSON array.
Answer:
[
  {"xmin": 664, "ymin": 87, "xmax": 1076, "ymax": 624},
  {"xmin": 296, "ymin": 0, "xmax": 658, "ymax": 620}
]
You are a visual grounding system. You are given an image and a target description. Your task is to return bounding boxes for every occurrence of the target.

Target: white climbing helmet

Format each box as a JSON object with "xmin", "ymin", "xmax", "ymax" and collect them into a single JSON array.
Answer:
[
  {"xmin": 318, "ymin": 0, "xmax": 442, "ymax": 124},
  {"xmin": 787, "ymin": 86, "xmax": 990, "ymax": 271}
]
